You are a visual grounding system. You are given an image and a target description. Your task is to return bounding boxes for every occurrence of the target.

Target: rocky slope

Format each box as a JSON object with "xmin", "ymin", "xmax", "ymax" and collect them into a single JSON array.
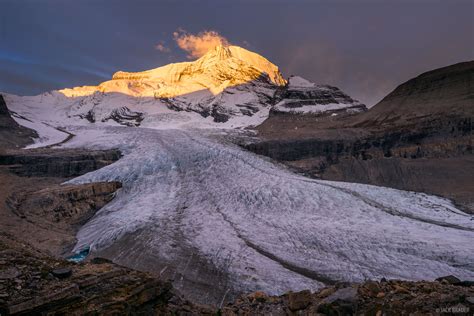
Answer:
[
  {"xmin": 0, "ymin": 148, "xmax": 122, "ymax": 256},
  {"xmin": 0, "ymin": 232, "xmax": 215, "ymax": 315},
  {"xmin": 0, "ymin": 95, "xmax": 37, "ymax": 150},
  {"xmin": 352, "ymin": 60, "xmax": 474, "ymax": 127},
  {"xmin": 1, "ymin": 232, "xmax": 473, "ymax": 315},
  {"xmin": 247, "ymin": 61, "xmax": 474, "ymax": 213},
  {"xmin": 0, "ymin": 148, "xmax": 121, "ymax": 177}
]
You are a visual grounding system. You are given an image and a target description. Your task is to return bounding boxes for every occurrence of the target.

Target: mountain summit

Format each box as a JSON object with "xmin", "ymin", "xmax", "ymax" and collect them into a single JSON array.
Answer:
[
  {"xmin": 62, "ymin": 45, "xmax": 286, "ymax": 99},
  {"xmin": 5, "ymin": 45, "xmax": 364, "ymax": 132}
]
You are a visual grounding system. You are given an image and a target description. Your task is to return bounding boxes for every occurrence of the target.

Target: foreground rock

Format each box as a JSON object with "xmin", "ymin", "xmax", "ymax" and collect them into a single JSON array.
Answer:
[
  {"xmin": 1, "ymin": 231, "xmax": 472, "ymax": 315},
  {"xmin": 0, "ymin": 233, "xmax": 214, "ymax": 315},
  {"xmin": 248, "ymin": 61, "xmax": 474, "ymax": 213},
  {"xmin": 222, "ymin": 280, "xmax": 474, "ymax": 315}
]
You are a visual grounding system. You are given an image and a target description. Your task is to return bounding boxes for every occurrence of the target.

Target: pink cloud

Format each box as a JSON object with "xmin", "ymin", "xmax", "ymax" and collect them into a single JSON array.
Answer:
[
  {"xmin": 155, "ymin": 41, "xmax": 170, "ymax": 53},
  {"xmin": 173, "ymin": 29, "xmax": 230, "ymax": 59}
]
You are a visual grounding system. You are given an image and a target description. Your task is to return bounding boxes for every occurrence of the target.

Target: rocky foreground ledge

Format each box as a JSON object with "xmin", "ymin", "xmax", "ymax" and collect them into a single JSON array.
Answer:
[{"xmin": 1, "ymin": 231, "xmax": 473, "ymax": 315}]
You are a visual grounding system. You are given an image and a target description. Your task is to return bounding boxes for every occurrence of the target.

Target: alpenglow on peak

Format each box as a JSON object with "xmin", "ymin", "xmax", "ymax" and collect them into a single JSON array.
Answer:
[
  {"xmin": 18, "ymin": 44, "xmax": 364, "ymax": 128},
  {"xmin": 61, "ymin": 45, "xmax": 286, "ymax": 99}
]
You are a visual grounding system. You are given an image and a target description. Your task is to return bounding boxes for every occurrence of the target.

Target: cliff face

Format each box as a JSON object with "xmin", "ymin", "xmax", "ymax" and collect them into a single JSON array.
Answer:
[
  {"xmin": 0, "ymin": 148, "xmax": 122, "ymax": 256},
  {"xmin": 272, "ymin": 76, "xmax": 367, "ymax": 116},
  {"xmin": 0, "ymin": 148, "xmax": 121, "ymax": 177},
  {"xmin": 248, "ymin": 61, "xmax": 474, "ymax": 213},
  {"xmin": 0, "ymin": 95, "xmax": 37, "ymax": 150}
]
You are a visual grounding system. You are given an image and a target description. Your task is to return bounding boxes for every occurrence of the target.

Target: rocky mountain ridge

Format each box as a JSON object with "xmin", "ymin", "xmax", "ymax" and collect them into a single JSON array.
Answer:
[{"xmin": 272, "ymin": 76, "xmax": 367, "ymax": 116}]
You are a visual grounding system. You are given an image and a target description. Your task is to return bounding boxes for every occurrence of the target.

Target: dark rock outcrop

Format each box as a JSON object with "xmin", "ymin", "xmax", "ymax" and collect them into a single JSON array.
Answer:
[
  {"xmin": 7, "ymin": 181, "xmax": 122, "ymax": 227},
  {"xmin": 0, "ymin": 148, "xmax": 121, "ymax": 177},
  {"xmin": 220, "ymin": 280, "xmax": 474, "ymax": 315},
  {"xmin": 352, "ymin": 60, "xmax": 474, "ymax": 127},
  {"xmin": 101, "ymin": 106, "xmax": 144, "ymax": 127},
  {"xmin": 0, "ymin": 95, "xmax": 37, "ymax": 150},
  {"xmin": 271, "ymin": 76, "xmax": 367, "ymax": 116}
]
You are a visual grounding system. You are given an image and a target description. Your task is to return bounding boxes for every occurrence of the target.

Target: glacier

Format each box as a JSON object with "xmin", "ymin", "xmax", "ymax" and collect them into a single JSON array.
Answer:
[{"xmin": 52, "ymin": 125, "xmax": 474, "ymax": 304}]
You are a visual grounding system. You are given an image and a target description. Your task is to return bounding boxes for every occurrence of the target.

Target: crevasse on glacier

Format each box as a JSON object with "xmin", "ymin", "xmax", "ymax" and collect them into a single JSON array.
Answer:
[{"xmin": 63, "ymin": 126, "xmax": 474, "ymax": 303}]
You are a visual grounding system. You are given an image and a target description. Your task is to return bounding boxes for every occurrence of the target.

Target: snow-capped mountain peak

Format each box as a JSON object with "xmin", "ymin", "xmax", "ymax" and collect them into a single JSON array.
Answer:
[
  {"xmin": 53, "ymin": 45, "xmax": 290, "ymax": 125},
  {"xmin": 5, "ymin": 45, "xmax": 365, "ymax": 144},
  {"xmin": 62, "ymin": 45, "xmax": 286, "ymax": 99},
  {"xmin": 287, "ymin": 75, "xmax": 317, "ymax": 88}
]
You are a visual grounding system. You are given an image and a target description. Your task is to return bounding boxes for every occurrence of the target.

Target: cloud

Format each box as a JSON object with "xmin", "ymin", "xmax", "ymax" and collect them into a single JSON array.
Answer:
[
  {"xmin": 154, "ymin": 41, "xmax": 170, "ymax": 53},
  {"xmin": 173, "ymin": 29, "xmax": 230, "ymax": 59}
]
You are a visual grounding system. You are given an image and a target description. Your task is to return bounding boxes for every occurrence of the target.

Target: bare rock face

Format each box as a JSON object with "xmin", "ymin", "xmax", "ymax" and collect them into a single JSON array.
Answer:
[
  {"xmin": 101, "ymin": 106, "xmax": 144, "ymax": 127},
  {"xmin": 0, "ymin": 148, "xmax": 122, "ymax": 256},
  {"xmin": 352, "ymin": 60, "xmax": 474, "ymax": 127},
  {"xmin": 0, "ymin": 95, "xmax": 37, "ymax": 150},
  {"xmin": 0, "ymin": 148, "xmax": 121, "ymax": 177},
  {"xmin": 248, "ymin": 61, "xmax": 474, "ymax": 213},
  {"xmin": 7, "ymin": 181, "xmax": 122, "ymax": 228}
]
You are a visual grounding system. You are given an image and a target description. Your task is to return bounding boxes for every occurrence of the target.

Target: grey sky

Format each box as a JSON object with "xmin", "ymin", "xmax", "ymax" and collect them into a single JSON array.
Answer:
[{"xmin": 1, "ymin": 0, "xmax": 472, "ymax": 106}]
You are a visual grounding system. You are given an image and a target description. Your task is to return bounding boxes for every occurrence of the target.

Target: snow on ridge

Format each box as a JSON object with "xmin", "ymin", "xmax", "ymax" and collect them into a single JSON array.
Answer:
[
  {"xmin": 288, "ymin": 75, "xmax": 316, "ymax": 88},
  {"xmin": 273, "ymin": 101, "xmax": 363, "ymax": 114}
]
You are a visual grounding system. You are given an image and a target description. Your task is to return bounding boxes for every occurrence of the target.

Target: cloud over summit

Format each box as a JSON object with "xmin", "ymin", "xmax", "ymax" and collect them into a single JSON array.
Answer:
[{"xmin": 173, "ymin": 29, "xmax": 230, "ymax": 59}]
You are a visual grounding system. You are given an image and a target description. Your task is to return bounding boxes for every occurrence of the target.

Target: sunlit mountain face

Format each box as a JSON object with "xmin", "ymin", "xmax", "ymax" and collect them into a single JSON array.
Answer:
[{"xmin": 60, "ymin": 45, "xmax": 286, "ymax": 98}]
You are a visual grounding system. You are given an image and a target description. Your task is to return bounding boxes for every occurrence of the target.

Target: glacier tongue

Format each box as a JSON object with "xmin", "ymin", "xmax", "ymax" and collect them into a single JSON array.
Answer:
[{"xmin": 62, "ymin": 125, "xmax": 474, "ymax": 305}]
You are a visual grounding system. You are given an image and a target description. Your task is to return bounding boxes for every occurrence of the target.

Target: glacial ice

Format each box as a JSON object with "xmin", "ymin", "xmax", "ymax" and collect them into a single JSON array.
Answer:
[{"xmin": 57, "ymin": 125, "xmax": 474, "ymax": 300}]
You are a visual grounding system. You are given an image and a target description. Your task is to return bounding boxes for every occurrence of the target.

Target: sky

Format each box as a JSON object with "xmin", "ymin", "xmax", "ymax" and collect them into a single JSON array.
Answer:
[{"xmin": 0, "ymin": 0, "xmax": 473, "ymax": 106}]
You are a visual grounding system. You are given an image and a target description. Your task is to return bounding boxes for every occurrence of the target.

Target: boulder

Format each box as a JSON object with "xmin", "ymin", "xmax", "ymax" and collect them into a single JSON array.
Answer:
[
  {"xmin": 288, "ymin": 289, "xmax": 312, "ymax": 311},
  {"xmin": 51, "ymin": 268, "xmax": 72, "ymax": 279},
  {"xmin": 436, "ymin": 275, "xmax": 461, "ymax": 284}
]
